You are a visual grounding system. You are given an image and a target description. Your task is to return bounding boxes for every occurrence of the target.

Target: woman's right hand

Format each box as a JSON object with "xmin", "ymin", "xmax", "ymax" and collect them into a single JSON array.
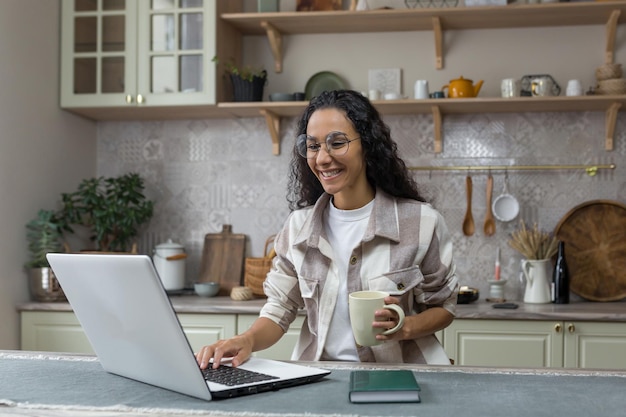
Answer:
[{"xmin": 195, "ymin": 333, "xmax": 254, "ymax": 369}]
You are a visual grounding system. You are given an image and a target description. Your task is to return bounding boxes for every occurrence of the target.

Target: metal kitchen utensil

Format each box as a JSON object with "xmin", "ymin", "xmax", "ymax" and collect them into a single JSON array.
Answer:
[
  {"xmin": 492, "ymin": 172, "xmax": 520, "ymax": 222},
  {"xmin": 484, "ymin": 174, "xmax": 496, "ymax": 236},
  {"xmin": 462, "ymin": 175, "xmax": 475, "ymax": 236}
]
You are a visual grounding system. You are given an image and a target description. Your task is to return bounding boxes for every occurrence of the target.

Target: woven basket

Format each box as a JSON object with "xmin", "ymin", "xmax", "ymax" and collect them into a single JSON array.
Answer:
[
  {"xmin": 596, "ymin": 63, "xmax": 623, "ymax": 81},
  {"xmin": 596, "ymin": 78, "xmax": 626, "ymax": 95},
  {"xmin": 244, "ymin": 235, "xmax": 276, "ymax": 296}
]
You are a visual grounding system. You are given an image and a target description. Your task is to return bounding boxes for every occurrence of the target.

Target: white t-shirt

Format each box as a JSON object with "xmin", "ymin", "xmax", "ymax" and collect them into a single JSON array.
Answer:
[{"xmin": 322, "ymin": 198, "xmax": 374, "ymax": 361}]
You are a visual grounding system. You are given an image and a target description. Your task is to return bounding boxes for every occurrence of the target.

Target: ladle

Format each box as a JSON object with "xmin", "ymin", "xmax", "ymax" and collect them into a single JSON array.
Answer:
[
  {"xmin": 484, "ymin": 174, "xmax": 496, "ymax": 236},
  {"xmin": 462, "ymin": 175, "xmax": 475, "ymax": 236}
]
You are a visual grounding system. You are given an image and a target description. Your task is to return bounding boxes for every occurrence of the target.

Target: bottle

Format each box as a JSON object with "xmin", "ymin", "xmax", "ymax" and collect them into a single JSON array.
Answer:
[{"xmin": 553, "ymin": 241, "xmax": 570, "ymax": 304}]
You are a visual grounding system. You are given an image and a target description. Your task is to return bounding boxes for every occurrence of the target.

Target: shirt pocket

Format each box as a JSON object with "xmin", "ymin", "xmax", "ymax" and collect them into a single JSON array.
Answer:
[
  {"xmin": 299, "ymin": 276, "xmax": 320, "ymax": 300},
  {"xmin": 366, "ymin": 266, "xmax": 423, "ymax": 296}
]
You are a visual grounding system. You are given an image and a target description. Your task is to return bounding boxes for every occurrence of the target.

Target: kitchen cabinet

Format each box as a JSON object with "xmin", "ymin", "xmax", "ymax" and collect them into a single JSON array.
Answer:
[
  {"xmin": 238, "ymin": 314, "xmax": 304, "ymax": 360},
  {"xmin": 21, "ymin": 311, "xmax": 236, "ymax": 355},
  {"xmin": 443, "ymin": 319, "xmax": 626, "ymax": 369},
  {"xmin": 60, "ymin": 0, "xmax": 242, "ymax": 119},
  {"xmin": 20, "ymin": 310, "xmax": 301, "ymax": 360}
]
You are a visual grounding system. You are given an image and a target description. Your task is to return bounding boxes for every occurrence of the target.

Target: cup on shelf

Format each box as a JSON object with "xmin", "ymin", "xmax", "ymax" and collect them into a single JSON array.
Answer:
[
  {"xmin": 430, "ymin": 91, "xmax": 445, "ymax": 99},
  {"xmin": 368, "ymin": 89, "xmax": 381, "ymax": 100},
  {"xmin": 566, "ymin": 79, "xmax": 583, "ymax": 97},
  {"xmin": 414, "ymin": 80, "xmax": 429, "ymax": 99},
  {"xmin": 501, "ymin": 78, "xmax": 520, "ymax": 98}
]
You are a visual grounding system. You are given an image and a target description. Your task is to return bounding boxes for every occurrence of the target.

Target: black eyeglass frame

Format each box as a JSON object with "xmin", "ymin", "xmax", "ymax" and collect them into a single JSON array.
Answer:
[{"xmin": 296, "ymin": 131, "xmax": 361, "ymax": 159}]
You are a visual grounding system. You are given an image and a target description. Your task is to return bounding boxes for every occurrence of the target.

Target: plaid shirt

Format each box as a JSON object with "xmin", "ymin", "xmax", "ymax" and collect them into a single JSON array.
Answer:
[{"xmin": 260, "ymin": 190, "xmax": 458, "ymax": 364}]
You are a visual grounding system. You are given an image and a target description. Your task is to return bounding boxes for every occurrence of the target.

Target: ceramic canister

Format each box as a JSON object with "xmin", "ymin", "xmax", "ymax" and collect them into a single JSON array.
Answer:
[{"xmin": 153, "ymin": 239, "xmax": 187, "ymax": 290}]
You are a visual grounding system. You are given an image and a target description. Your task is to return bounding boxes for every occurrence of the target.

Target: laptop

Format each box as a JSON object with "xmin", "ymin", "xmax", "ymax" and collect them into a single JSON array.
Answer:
[{"xmin": 46, "ymin": 253, "xmax": 330, "ymax": 401}]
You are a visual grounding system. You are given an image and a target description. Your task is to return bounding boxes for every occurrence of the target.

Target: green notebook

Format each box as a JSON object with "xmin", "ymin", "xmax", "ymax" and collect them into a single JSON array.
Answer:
[{"xmin": 349, "ymin": 370, "xmax": 421, "ymax": 403}]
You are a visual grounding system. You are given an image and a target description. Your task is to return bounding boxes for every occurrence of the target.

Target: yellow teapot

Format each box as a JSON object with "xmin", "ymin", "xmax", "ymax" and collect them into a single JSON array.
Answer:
[{"xmin": 442, "ymin": 76, "xmax": 484, "ymax": 98}]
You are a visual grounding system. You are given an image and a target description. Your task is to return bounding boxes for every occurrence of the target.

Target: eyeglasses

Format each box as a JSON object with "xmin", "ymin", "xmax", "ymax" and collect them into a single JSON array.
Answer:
[{"xmin": 296, "ymin": 131, "xmax": 361, "ymax": 159}]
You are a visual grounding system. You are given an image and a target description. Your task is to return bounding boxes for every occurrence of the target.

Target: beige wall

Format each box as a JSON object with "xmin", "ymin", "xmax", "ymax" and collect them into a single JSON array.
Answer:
[{"xmin": 0, "ymin": 0, "xmax": 97, "ymax": 349}]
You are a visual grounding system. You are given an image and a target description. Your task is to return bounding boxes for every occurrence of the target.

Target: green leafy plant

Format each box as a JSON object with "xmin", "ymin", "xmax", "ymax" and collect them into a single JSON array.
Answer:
[
  {"xmin": 213, "ymin": 56, "xmax": 266, "ymax": 82},
  {"xmin": 25, "ymin": 209, "xmax": 63, "ymax": 268},
  {"xmin": 57, "ymin": 173, "xmax": 154, "ymax": 253}
]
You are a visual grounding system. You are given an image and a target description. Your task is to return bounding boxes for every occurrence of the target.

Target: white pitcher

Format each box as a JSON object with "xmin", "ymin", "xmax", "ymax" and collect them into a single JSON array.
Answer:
[{"xmin": 522, "ymin": 259, "xmax": 552, "ymax": 304}]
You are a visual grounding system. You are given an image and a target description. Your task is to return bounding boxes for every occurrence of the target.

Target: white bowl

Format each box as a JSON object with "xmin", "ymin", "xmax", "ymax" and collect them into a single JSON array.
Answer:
[{"xmin": 194, "ymin": 282, "xmax": 220, "ymax": 297}]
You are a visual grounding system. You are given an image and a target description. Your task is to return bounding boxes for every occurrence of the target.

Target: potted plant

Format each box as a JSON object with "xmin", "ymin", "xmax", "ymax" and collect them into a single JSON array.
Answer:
[
  {"xmin": 56, "ymin": 172, "xmax": 155, "ymax": 253},
  {"xmin": 214, "ymin": 57, "xmax": 267, "ymax": 102},
  {"xmin": 24, "ymin": 209, "xmax": 66, "ymax": 301}
]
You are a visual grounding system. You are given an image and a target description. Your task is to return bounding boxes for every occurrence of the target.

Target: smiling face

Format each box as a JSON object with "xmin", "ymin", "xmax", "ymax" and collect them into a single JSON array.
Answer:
[{"xmin": 305, "ymin": 108, "xmax": 374, "ymax": 210}]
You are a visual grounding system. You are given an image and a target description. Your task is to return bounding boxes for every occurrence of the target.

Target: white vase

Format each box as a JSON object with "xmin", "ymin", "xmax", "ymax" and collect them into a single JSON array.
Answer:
[{"xmin": 522, "ymin": 259, "xmax": 552, "ymax": 304}]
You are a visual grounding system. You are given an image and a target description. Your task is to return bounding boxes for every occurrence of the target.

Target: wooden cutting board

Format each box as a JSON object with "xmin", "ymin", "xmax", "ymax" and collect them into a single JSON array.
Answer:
[
  {"xmin": 554, "ymin": 200, "xmax": 626, "ymax": 302},
  {"xmin": 198, "ymin": 225, "xmax": 246, "ymax": 296}
]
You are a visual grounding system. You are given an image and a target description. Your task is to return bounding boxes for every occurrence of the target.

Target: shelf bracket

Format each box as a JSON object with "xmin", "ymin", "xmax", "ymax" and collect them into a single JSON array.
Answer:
[
  {"xmin": 432, "ymin": 17, "xmax": 443, "ymax": 70},
  {"xmin": 431, "ymin": 105, "xmax": 442, "ymax": 153},
  {"xmin": 260, "ymin": 109, "xmax": 281, "ymax": 155},
  {"xmin": 605, "ymin": 10, "xmax": 620, "ymax": 64},
  {"xmin": 260, "ymin": 21, "xmax": 283, "ymax": 73},
  {"xmin": 605, "ymin": 102, "xmax": 621, "ymax": 151}
]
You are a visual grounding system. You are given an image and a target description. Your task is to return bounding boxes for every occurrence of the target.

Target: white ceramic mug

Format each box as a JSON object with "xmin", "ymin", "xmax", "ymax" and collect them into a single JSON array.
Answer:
[
  {"xmin": 368, "ymin": 89, "xmax": 381, "ymax": 100},
  {"xmin": 348, "ymin": 290, "xmax": 405, "ymax": 347},
  {"xmin": 501, "ymin": 78, "xmax": 520, "ymax": 98},
  {"xmin": 566, "ymin": 79, "xmax": 583, "ymax": 96},
  {"xmin": 414, "ymin": 80, "xmax": 429, "ymax": 99}
]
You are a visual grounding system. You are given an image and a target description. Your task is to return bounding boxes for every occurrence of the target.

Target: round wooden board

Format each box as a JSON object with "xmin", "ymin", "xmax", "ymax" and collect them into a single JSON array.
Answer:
[{"xmin": 554, "ymin": 200, "xmax": 626, "ymax": 302}]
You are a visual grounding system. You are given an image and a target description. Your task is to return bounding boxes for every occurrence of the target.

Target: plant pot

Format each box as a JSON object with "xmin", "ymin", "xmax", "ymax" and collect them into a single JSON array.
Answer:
[
  {"xmin": 28, "ymin": 267, "xmax": 66, "ymax": 302},
  {"xmin": 230, "ymin": 71, "xmax": 267, "ymax": 102}
]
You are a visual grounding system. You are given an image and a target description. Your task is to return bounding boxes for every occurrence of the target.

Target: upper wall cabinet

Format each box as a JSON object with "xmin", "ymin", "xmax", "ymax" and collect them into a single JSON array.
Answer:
[{"xmin": 60, "ymin": 0, "xmax": 242, "ymax": 119}]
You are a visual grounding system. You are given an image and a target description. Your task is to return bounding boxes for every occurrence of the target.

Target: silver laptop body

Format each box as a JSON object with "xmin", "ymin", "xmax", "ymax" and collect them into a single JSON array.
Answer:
[{"xmin": 46, "ymin": 253, "xmax": 330, "ymax": 401}]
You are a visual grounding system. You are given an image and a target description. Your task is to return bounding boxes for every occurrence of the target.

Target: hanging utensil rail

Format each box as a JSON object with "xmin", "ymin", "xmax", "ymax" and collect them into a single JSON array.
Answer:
[{"xmin": 409, "ymin": 163, "xmax": 616, "ymax": 177}]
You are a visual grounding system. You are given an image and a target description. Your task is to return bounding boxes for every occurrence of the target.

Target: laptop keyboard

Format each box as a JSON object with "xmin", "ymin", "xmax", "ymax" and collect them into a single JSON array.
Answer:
[{"xmin": 201, "ymin": 365, "xmax": 279, "ymax": 386}]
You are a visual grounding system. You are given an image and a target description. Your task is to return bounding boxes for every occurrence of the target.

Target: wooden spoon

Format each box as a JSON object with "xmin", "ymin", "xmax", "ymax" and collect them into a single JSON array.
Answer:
[
  {"xmin": 484, "ymin": 174, "xmax": 496, "ymax": 236},
  {"xmin": 462, "ymin": 175, "xmax": 475, "ymax": 236}
]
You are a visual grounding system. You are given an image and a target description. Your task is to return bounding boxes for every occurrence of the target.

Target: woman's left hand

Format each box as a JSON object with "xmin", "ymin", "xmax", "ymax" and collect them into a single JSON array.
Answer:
[{"xmin": 373, "ymin": 296, "xmax": 405, "ymax": 342}]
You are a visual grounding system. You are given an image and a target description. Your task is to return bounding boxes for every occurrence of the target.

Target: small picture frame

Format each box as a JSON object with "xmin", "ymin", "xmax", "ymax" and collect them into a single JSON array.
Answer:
[{"xmin": 368, "ymin": 68, "xmax": 402, "ymax": 96}]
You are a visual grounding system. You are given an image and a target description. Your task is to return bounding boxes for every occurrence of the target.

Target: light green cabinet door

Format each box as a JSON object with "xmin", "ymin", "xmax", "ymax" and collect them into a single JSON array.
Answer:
[
  {"xmin": 60, "ymin": 0, "xmax": 137, "ymax": 107},
  {"xmin": 21, "ymin": 311, "xmax": 94, "ymax": 354},
  {"xmin": 61, "ymin": 0, "xmax": 218, "ymax": 108},
  {"xmin": 443, "ymin": 319, "xmax": 563, "ymax": 368},
  {"xmin": 178, "ymin": 313, "xmax": 236, "ymax": 353},
  {"xmin": 237, "ymin": 315, "xmax": 305, "ymax": 361},
  {"xmin": 563, "ymin": 321, "xmax": 626, "ymax": 369}
]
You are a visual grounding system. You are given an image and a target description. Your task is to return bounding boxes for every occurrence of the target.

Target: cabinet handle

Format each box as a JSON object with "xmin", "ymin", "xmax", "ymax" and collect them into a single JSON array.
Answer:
[
  {"xmin": 137, "ymin": 94, "xmax": 145, "ymax": 104},
  {"xmin": 568, "ymin": 323, "xmax": 575, "ymax": 333},
  {"xmin": 554, "ymin": 323, "xmax": 562, "ymax": 333},
  {"xmin": 125, "ymin": 94, "xmax": 134, "ymax": 104}
]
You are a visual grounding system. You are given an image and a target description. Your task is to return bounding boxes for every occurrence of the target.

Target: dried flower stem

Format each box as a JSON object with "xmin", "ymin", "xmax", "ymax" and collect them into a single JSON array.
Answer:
[{"xmin": 508, "ymin": 221, "xmax": 558, "ymax": 260}]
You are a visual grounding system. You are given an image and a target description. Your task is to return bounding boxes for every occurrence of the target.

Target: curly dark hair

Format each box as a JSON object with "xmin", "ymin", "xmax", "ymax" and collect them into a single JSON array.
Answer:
[{"xmin": 287, "ymin": 89, "xmax": 426, "ymax": 210}]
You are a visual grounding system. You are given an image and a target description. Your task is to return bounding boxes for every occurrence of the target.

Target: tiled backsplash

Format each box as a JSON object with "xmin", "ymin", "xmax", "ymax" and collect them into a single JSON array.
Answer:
[{"xmin": 98, "ymin": 111, "xmax": 625, "ymax": 300}]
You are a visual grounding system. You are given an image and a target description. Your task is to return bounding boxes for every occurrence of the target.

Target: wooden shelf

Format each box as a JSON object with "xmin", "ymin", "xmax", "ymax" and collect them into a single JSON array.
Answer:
[
  {"xmin": 222, "ymin": 2, "xmax": 626, "ymax": 70},
  {"xmin": 218, "ymin": 96, "xmax": 626, "ymax": 154}
]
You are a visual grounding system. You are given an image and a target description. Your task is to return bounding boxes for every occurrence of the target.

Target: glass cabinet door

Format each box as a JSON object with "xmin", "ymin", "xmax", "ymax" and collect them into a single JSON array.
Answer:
[
  {"xmin": 61, "ymin": 0, "xmax": 138, "ymax": 107},
  {"xmin": 136, "ymin": 0, "xmax": 216, "ymax": 105}
]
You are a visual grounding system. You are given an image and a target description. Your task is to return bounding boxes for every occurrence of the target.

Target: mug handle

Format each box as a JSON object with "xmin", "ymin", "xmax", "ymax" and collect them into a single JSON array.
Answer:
[{"xmin": 381, "ymin": 304, "xmax": 406, "ymax": 335}]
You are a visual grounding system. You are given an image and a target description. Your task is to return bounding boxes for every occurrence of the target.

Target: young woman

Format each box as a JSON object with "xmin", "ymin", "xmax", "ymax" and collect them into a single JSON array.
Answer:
[{"xmin": 197, "ymin": 90, "xmax": 458, "ymax": 369}]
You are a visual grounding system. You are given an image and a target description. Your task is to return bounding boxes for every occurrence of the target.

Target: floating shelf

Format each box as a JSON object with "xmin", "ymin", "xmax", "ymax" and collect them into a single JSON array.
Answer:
[
  {"xmin": 218, "ymin": 95, "xmax": 626, "ymax": 155},
  {"xmin": 221, "ymin": 2, "xmax": 626, "ymax": 70}
]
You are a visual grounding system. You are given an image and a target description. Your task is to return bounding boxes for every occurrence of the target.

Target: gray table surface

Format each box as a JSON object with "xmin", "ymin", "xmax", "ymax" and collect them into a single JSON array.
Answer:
[{"xmin": 1, "ymin": 350, "xmax": 626, "ymax": 417}]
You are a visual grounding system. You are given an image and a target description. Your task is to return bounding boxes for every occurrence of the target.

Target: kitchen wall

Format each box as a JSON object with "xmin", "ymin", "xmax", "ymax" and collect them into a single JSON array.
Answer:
[
  {"xmin": 0, "ymin": 0, "xmax": 97, "ymax": 349},
  {"xmin": 97, "ymin": 3, "xmax": 626, "ymax": 302}
]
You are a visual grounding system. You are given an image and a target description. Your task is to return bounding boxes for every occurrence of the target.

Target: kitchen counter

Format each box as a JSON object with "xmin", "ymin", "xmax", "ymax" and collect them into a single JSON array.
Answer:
[
  {"xmin": 1, "ymin": 350, "xmax": 626, "ymax": 417},
  {"xmin": 17, "ymin": 296, "xmax": 626, "ymax": 321}
]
